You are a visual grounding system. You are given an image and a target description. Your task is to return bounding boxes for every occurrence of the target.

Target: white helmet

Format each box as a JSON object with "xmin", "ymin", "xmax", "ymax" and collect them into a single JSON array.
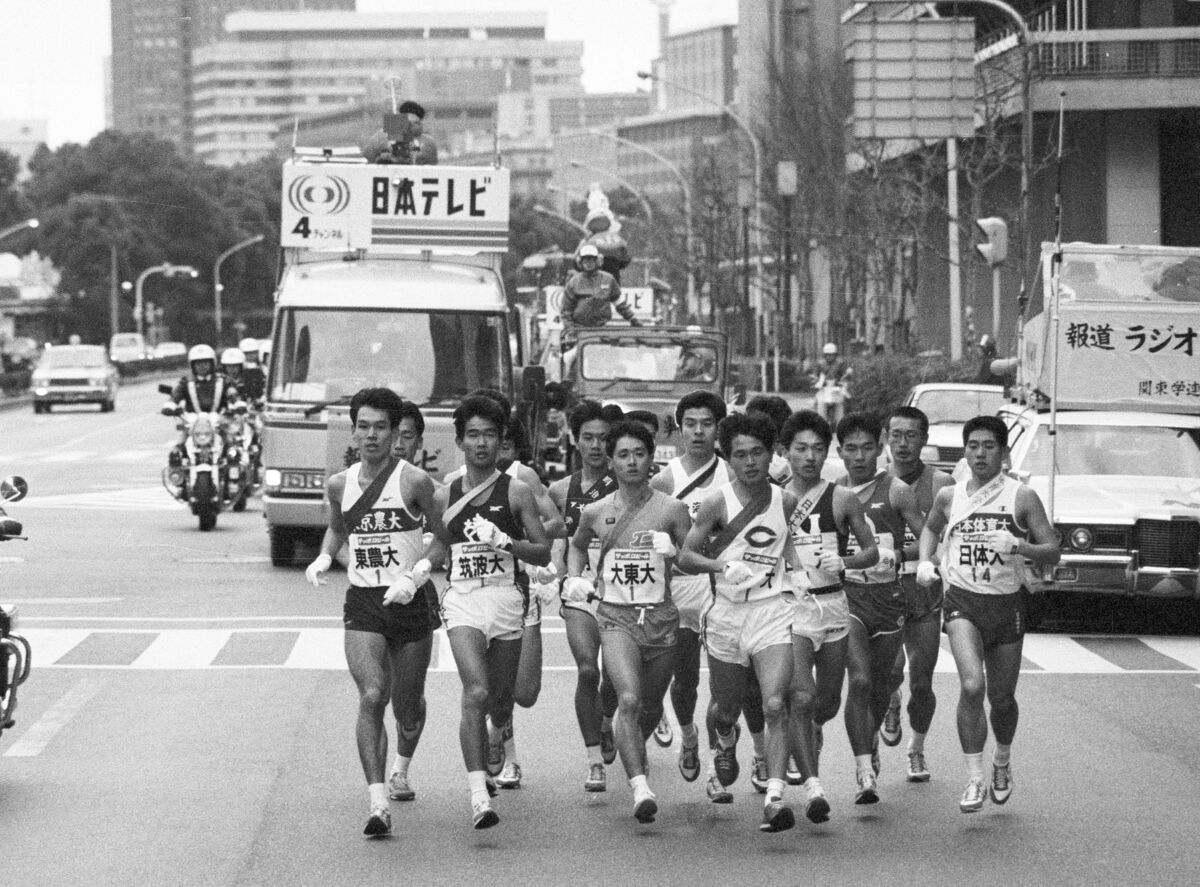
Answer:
[
  {"xmin": 822, "ymin": 342, "xmax": 838, "ymax": 356},
  {"xmin": 220, "ymin": 347, "xmax": 244, "ymax": 370},
  {"xmin": 238, "ymin": 337, "xmax": 259, "ymax": 361},
  {"xmin": 188, "ymin": 344, "xmax": 217, "ymax": 379}
]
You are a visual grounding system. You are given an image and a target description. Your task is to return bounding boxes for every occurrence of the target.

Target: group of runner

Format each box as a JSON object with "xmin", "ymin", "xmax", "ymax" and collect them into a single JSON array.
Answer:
[{"xmin": 304, "ymin": 385, "xmax": 1060, "ymax": 837}]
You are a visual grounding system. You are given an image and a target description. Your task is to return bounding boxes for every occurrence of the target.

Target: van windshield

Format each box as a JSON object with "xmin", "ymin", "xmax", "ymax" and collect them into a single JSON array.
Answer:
[{"xmin": 269, "ymin": 308, "xmax": 508, "ymax": 405}]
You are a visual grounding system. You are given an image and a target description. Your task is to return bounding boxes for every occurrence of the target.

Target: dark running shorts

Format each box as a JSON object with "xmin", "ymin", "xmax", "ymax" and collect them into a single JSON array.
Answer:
[
  {"xmin": 844, "ymin": 579, "xmax": 907, "ymax": 638},
  {"xmin": 900, "ymin": 575, "xmax": 944, "ymax": 622},
  {"xmin": 344, "ymin": 584, "xmax": 436, "ymax": 643},
  {"xmin": 596, "ymin": 600, "xmax": 679, "ymax": 659},
  {"xmin": 942, "ymin": 586, "xmax": 1028, "ymax": 650}
]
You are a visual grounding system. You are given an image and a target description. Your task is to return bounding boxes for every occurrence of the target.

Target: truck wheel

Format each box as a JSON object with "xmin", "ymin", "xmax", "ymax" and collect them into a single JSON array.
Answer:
[{"xmin": 269, "ymin": 526, "xmax": 297, "ymax": 567}]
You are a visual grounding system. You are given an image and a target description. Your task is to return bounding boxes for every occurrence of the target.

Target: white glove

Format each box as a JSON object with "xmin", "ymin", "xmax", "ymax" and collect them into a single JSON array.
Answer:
[
  {"xmin": 650, "ymin": 532, "xmax": 677, "ymax": 558},
  {"xmin": 815, "ymin": 550, "xmax": 845, "ymax": 574},
  {"xmin": 409, "ymin": 558, "xmax": 432, "ymax": 587},
  {"xmin": 466, "ymin": 516, "xmax": 513, "ymax": 552},
  {"xmin": 537, "ymin": 574, "xmax": 561, "ymax": 606},
  {"xmin": 382, "ymin": 574, "xmax": 418, "ymax": 606},
  {"xmin": 562, "ymin": 576, "xmax": 595, "ymax": 603},
  {"xmin": 723, "ymin": 561, "xmax": 755, "ymax": 585},
  {"xmin": 985, "ymin": 530, "xmax": 1020, "ymax": 556},
  {"xmin": 533, "ymin": 562, "xmax": 558, "ymax": 585},
  {"xmin": 422, "ymin": 531, "xmax": 435, "ymax": 550},
  {"xmin": 305, "ymin": 553, "xmax": 332, "ymax": 587},
  {"xmin": 876, "ymin": 547, "xmax": 898, "ymax": 572},
  {"xmin": 916, "ymin": 560, "xmax": 939, "ymax": 587}
]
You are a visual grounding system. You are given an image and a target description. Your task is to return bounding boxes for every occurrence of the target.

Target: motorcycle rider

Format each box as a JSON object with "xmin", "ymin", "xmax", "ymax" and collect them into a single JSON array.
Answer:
[
  {"xmin": 813, "ymin": 343, "xmax": 851, "ymax": 426},
  {"xmin": 238, "ymin": 337, "xmax": 267, "ymax": 404},
  {"xmin": 165, "ymin": 345, "xmax": 244, "ymax": 463}
]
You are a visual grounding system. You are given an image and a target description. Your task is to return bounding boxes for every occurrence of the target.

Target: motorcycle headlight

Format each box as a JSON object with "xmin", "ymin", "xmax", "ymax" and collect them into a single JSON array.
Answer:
[
  {"xmin": 167, "ymin": 468, "xmax": 186, "ymax": 487},
  {"xmin": 192, "ymin": 418, "xmax": 216, "ymax": 447}
]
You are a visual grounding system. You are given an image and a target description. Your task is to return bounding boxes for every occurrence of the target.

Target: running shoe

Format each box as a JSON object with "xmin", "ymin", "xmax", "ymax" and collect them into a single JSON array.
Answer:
[
  {"xmin": 990, "ymin": 762, "xmax": 1013, "ymax": 805},
  {"xmin": 633, "ymin": 787, "xmax": 659, "ymax": 823},
  {"xmin": 487, "ymin": 721, "xmax": 511, "ymax": 776},
  {"xmin": 785, "ymin": 756, "xmax": 803, "ymax": 786},
  {"xmin": 496, "ymin": 761, "xmax": 522, "ymax": 790},
  {"xmin": 584, "ymin": 763, "xmax": 607, "ymax": 793},
  {"xmin": 363, "ymin": 806, "xmax": 391, "ymax": 837},
  {"xmin": 854, "ymin": 770, "xmax": 879, "ymax": 805},
  {"xmin": 906, "ymin": 751, "xmax": 931, "ymax": 783},
  {"xmin": 678, "ymin": 739, "xmax": 701, "ymax": 783},
  {"xmin": 871, "ymin": 739, "xmax": 881, "ymax": 777},
  {"xmin": 759, "ymin": 799, "xmax": 796, "ymax": 833},
  {"xmin": 653, "ymin": 714, "xmax": 674, "ymax": 748},
  {"xmin": 486, "ymin": 774, "xmax": 498, "ymax": 798},
  {"xmin": 705, "ymin": 774, "xmax": 734, "ymax": 804},
  {"xmin": 472, "ymin": 798, "xmax": 499, "ymax": 829},
  {"xmin": 713, "ymin": 724, "xmax": 741, "ymax": 787},
  {"xmin": 880, "ymin": 691, "xmax": 903, "ymax": 747},
  {"xmin": 750, "ymin": 755, "xmax": 769, "ymax": 793},
  {"xmin": 805, "ymin": 782, "xmax": 831, "ymax": 824},
  {"xmin": 960, "ymin": 776, "xmax": 986, "ymax": 813},
  {"xmin": 388, "ymin": 771, "xmax": 416, "ymax": 802},
  {"xmin": 599, "ymin": 725, "xmax": 617, "ymax": 765}
]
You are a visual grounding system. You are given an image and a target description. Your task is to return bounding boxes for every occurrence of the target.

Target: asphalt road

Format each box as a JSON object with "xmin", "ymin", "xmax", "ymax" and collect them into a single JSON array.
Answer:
[{"xmin": 2, "ymin": 380, "xmax": 1200, "ymax": 886}]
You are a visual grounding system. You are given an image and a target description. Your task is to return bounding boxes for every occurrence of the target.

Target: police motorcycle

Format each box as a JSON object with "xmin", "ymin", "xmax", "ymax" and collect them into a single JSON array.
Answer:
[
  {"xmin": 158, "ymin": 346, "xmax": 249, "ymax": 531},
  {"xmin": 218, "ymin": 348, "xmax": 259, "ymax": 512},
  {"xmin": 0, "ymin": 475, "xmax": 32, "ymax": 738}
]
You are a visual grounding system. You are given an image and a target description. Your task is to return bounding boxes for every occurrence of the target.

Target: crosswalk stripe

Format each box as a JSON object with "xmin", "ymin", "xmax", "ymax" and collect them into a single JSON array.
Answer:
[
  {"xmin": 132, "ymin": 630, "xmax": 232, "ymax": 669},
  {"xmin": 20, "ymin": 487, "xmax": 184, "ymax": 511},
  {"xmin": 13, "ymin": 627, "xmax": 1200, "ymax": 673},
  {"xmin": 1021, "ymin": 635, "xmax": 1124, "ymax": 673}
]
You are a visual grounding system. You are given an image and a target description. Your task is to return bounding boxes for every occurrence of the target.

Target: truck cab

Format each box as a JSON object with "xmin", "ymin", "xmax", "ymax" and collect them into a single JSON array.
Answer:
[{"xmin": 261, "ymin": 155, "xmax": 540, "ymax": 565}]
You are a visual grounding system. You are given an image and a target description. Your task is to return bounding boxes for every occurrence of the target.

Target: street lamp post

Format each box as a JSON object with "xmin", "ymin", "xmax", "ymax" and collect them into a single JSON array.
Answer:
[
  {"xmin": 133, "ymin": 263, "xmax": 199, "ymax": 339},
  {"xmin": 214, "ymin": 234, "xmax": 265, "ymax": 346},
  {"xmin": 567, "ymin": 159, "xmax": 654, "ymax": 222},
  {"xmin": 582, "ymin": 128, "xmax": 696, "ymax": 316},
  {"xmin": 636, "ymin": 70, "xmax": 764, "ymax": 331},
  {"xmin": 0, "ymin": 218, "xmax": 38, "ymax": 243},
  {"xmin": 533, "ymin": 205, "xmax": 588, "ymax": 236}
]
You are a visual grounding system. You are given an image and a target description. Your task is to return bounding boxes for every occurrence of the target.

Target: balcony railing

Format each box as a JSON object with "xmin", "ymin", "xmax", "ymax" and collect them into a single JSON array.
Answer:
[{"xmin": 1030, "ymin": 29, "xmax": 1200, "ymax": 78}]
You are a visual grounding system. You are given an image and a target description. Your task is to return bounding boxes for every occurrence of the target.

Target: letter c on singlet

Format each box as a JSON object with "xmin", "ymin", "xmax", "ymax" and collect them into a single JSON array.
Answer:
[{"xmin": 745, "ymin": 526, "xmax": 778, "ymax": 549}]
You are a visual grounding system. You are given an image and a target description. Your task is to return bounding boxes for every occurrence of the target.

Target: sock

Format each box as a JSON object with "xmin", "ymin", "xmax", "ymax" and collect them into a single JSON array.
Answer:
[
  {"xmin": 766, "ymin": 778, "xmax": 786, "ymax": 802},
  {"xmin": 750, "ymin": 730, "xmax": 766, "ymax": 758},
  {"xmin": 909, "ymin": 731, "xmax": 926, "ymax": 755},
  {"xmin": 586, "ymin": 745, "xmax": 603, "ymax": 766},
  {"xmin": 965, "ymin": 752, "xmax": 984, "ymax": 780},
  {"xmin": 993, "ymin": 743, "xmax": 1012, "ymax": 767},
  {"xmin": 392, "ymin": 754, "xmax": 412, "ymax": 777},
  {"xmin": 468, "ymin": 770, "xmax": 489, "ymax": 807},
  {"xmin": 505, "ymin": 734, "xmax": 518, "ymax": 766},
  {"xmin": 629, "ymin": 774, "xmax": 649, "ymax": 794},
  {"xmin": 716, "ymin": 726, "xmax": 737, "ymax": 750},
  {"xmin": 601, "ymin": 715, "xmax": 614, "ymax": 732},
  {"xmin": 368, "ymin": 783, "xmax": 387, "ymax": 809},
  {"xmin": 707, "ymin": 759, "xmax": 719, "ymax": 779},
  {"xmin": 680, "ymin": 722, "xmax": 699, "ymax": 745},
  {"xmin": 802, "ymin": 776, "xmax": 823, "ymax": 794},
  {"xmin": 855, "ymin": 753, "xmax": 874, "ymax": 775}
]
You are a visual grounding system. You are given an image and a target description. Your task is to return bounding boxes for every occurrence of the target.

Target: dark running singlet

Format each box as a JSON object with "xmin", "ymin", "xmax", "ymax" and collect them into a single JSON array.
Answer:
[
  {"xmin": 841, "ymin": 472, "xmax": 906, "ymax": 585},
  {"xmin": 789, "ymin": 480, "xmax": 848, "ymax": 593},
  {"xmin": 564, "ymin": 471, "xmax": 618, "ymax": 537},
  {"xmin": 445, "ymin": 473, "xmax": 526, "ymax": 588}
]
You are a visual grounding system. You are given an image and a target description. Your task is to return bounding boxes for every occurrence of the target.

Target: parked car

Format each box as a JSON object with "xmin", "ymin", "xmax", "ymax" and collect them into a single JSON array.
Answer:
[
  {"xmin": 109, "ymin": 332, "xmax": 149, "ymax": 364},
  {"xmin": 30, "ymin": 345, "xmax": 120, "ymax": 413},
  {"xmin": 1001, "ymin": 404, "xmax": 1200, "ymax": 599},
  {"xmin": 902, "ymin": 382, "xmax": 1008, "ymax": 471},
  {"xmin": 152, "ymin": 341, "xmax": 187, "ymax": 360}
]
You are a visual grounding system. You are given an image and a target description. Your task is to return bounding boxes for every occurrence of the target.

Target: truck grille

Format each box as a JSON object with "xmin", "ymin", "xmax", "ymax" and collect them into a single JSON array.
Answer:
[
  {"xmin": 1092, "ymin": 527, "xmax": 1129, "ymax": 550},
  {"xmin": 937, "ymin": 445, "xmax": 964, "ymax": 464},
  {"xmin": 1135, "ymin": 520, "xmax": 1200, "ymax": 569},
  {"xmin": 50, "ymin": 378, "xmax": 91, "ymax": 387}
]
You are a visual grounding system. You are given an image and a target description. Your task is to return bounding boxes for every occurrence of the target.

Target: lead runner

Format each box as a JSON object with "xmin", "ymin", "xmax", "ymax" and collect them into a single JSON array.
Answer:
[{"xmin": 566, "ymin": 420, "xmax": 690, "ymax": 824}]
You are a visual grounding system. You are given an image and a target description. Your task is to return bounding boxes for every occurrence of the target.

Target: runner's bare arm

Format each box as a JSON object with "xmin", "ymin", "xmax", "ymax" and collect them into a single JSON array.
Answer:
[
  {"xmin": 317, "ymin": 473, "xmax": 349, "ymax": 559},
  {"xmin": 406, "ymin": 470, "xmax": 446, "ymax": 566},
  {"xmin": 1014, "ymin": 485, "xmax": 1062, "ymax": 566},
  {"xmin": 649, "ymin": 469, "xmax": 673, "ymax": 495},
  {"xmin": 676, "ymin": 493, "xmax": 725, "ymax": 574},
  {"xmin": 548, "ymin": 476, "xmax": 569, "ymax": 514},
  {"xmin": 834, "ymin": 486, "xmax": 879, "ymax": 570},
  {"xmin": 665, "ymin": 498, "xmax": 691, "ymax": 559},
  {"xmin": 918, "ymin": 486, "xmax": 953, "ymax": 563},
  {"xmin": 890, "ymin": 479, "xmax": 926, "ymax": 565},
  {"xmin": 509, "ymin": 479, "xmax": 551, "ymax": 567},
  {"xmin": 519, "ymin": 464, "xmax": 566, "ymax": 538},
  {"xmin": 567, "ymin": 505, "xmax": 597, "ymax": 577},
  {"xmin": 426, "ymin": 484, "xmax": 451, "ymax": 567}
]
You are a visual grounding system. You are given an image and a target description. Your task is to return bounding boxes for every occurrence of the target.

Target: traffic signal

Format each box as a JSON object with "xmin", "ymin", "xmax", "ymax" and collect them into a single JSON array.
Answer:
[{"xmin": 975, "ymin": 217, "xmax": 1008, "ymax": 266}]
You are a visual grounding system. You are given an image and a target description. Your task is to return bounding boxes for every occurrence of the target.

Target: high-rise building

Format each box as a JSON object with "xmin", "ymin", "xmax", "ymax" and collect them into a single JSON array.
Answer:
[
  {"xmin": 109, "ymin": 0, "xmax": 355, "ymax": 154},
  {"xmin": 0, "ymin": 119, "xmax": 48, "ymax": 180},
  {"xmin": 192, "ymin": 10, "xmax": 584, "ymax": 165}
]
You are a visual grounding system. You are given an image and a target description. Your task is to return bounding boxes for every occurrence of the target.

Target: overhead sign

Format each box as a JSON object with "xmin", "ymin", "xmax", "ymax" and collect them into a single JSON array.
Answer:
[
  {"xmin": 281, "ymin": 163, "xmax": 510, "ymax": 253},
  {"xmin": 543, "ymin": 285, "xmax": 654, "ymax": 329},
  {"xmin": 848, "ymin": 18, "xmax": 976, "ymax": 141}
]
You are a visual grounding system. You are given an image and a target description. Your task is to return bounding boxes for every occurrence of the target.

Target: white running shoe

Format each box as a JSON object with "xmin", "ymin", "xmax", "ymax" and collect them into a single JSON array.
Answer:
[
  {"xmin": 496, "ymin": 761, "xmax": 522, "ymax": 789},
  {"xmin": 990, "ymin": 762, "xmax": 1012, "ymax": 804},
  {"xmin": 960, "ymin": 776, "xmax": 986, "ymax": 813},
  {"xmin": 633, "ymin": 786, "xmax": 659, "ymax": 823},
  {"xmin": 388, "ymin": 771, "xmax": 415, "ymax": 801},
  {"xmin": 906, "ymin": 751, "xmax": 931, "ymax": 783},
  {"xmin": 854, "ymin": 770, "xmax": 879, "ymax": 805}
]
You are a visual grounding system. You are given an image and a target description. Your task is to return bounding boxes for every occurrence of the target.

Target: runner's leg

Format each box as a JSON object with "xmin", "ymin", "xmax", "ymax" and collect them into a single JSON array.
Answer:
[
  {"xmin": 602, "ymin": 630, "xmax": 649, "ymax": 780},
  {"xmin": 564, "ymin": 608, "xmax": 603, "ymax": 747},
  {"xmin": 345, "ymin": 630, "xmax": 391, "ymax": 787}
]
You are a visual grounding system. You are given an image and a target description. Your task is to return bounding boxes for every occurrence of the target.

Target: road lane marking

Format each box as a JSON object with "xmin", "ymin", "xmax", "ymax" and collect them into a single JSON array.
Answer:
[
  {"xmin": 285, "ymin": 629, "xmax": 345, "ymax": 669},
  {"xmin": 1020, "ymin": 635, "xmax": 1124, "ymax": 673},
  {"xmin": 3, "ymin": 676, "xmax": 104, "ymax": 758},
  {"xmin": 7, "ymin": 597, "xmax": 123, "ymax": 605},
  {"xmin": 132, "ymin": 630, "xmax": 232, "ymax": 669},
  {"xmin": 1142, "ymin": 638, "xmax": 1200, "ymax": 671},
  {"xmin": 19, "ymin": 487, "xmax": 184, "ymax": 511},
  {"xmin": 21, "ymin": 629, "xmax": 91, "ymax": 663}
]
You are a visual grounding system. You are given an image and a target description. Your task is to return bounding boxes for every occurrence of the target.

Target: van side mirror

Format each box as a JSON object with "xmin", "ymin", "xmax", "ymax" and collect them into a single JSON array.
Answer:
[{"xmin": 520, "ymin": 364, "xmax": 546, "ymax": 406}]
